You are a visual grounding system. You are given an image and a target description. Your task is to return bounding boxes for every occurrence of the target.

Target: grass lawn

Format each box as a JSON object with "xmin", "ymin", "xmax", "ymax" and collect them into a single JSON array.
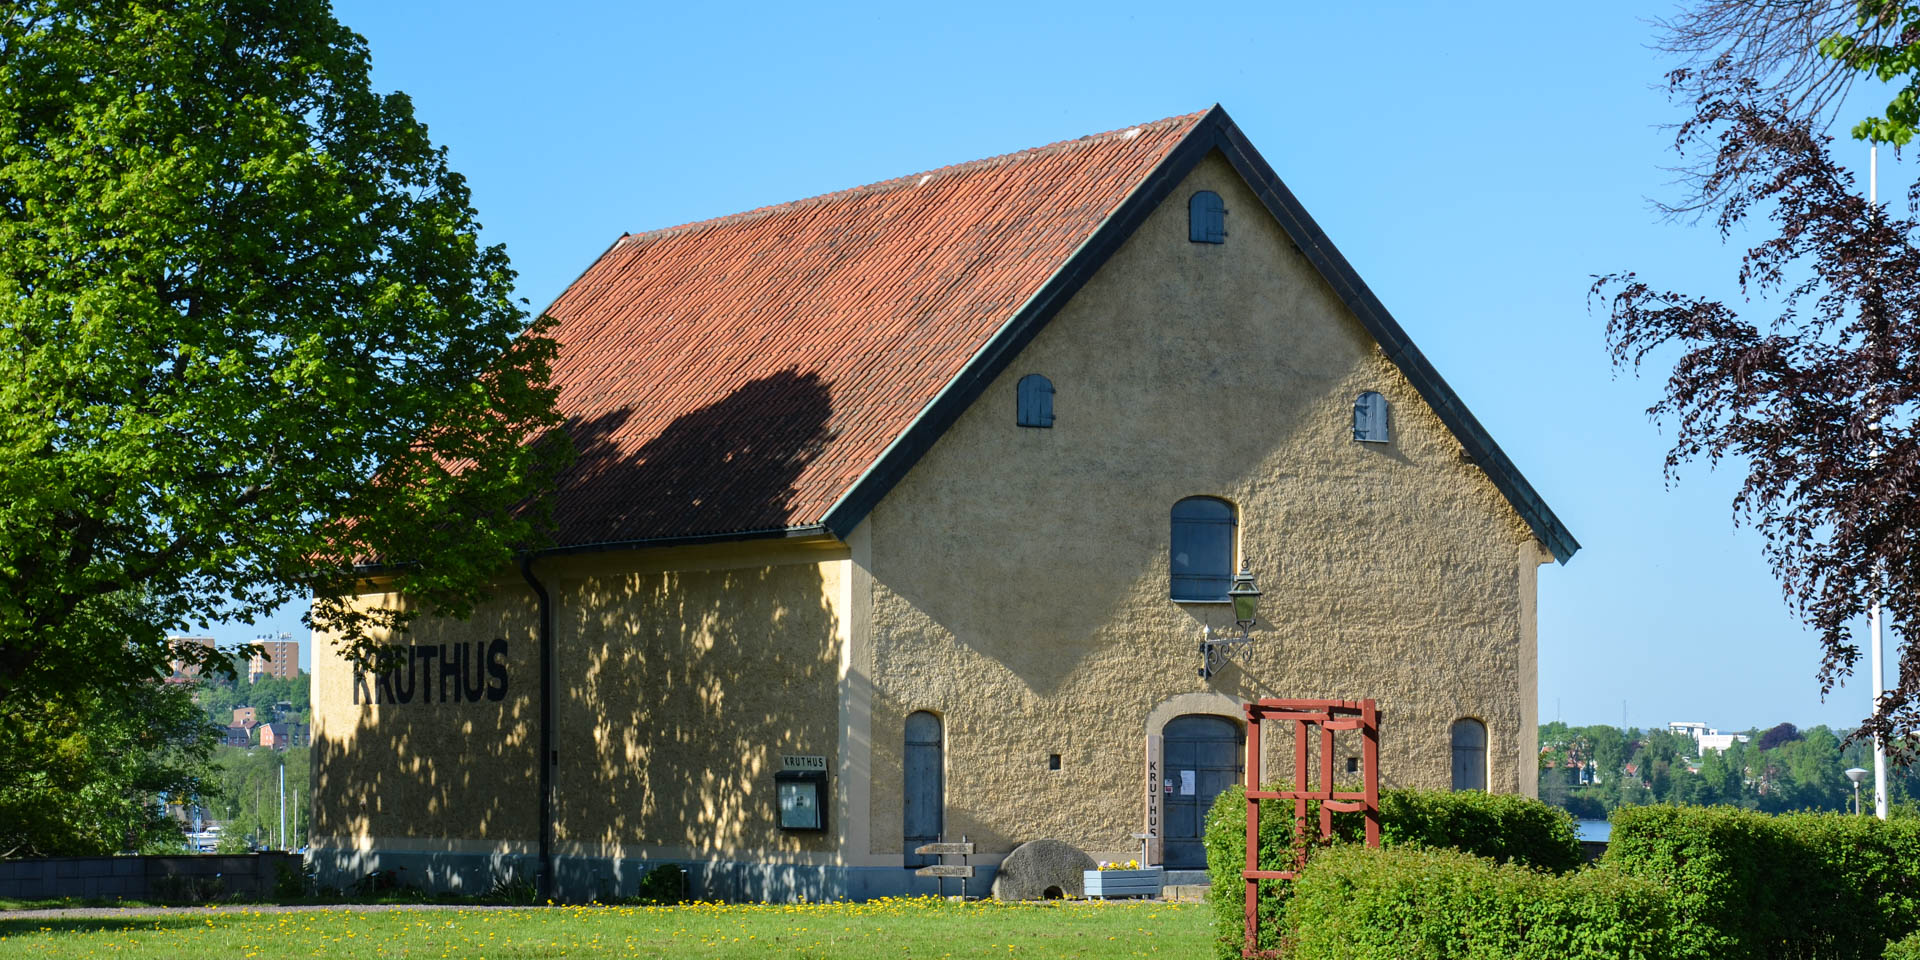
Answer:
[{"xmin": 0, "ymin": 897, "xmax": 1210, "ymax": 958}]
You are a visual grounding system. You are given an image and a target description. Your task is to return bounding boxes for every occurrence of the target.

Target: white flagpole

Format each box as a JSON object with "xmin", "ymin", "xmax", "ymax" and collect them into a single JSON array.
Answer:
[{"xmin": 1872, "ymin": 142, "xmax": 1891, "ymax": 820}]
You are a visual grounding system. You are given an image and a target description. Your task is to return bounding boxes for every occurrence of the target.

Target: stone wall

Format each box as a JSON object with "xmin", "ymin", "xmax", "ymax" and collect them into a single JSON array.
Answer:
[{"xmin": 0, "ymin": 853, "xmax": 301, "ymax": 902}]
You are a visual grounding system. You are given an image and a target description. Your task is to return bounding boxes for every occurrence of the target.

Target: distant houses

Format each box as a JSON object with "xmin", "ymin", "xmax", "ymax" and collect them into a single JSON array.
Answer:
[
  {"xmin": 259, "ymin": 722, "xmax": 308, "ymax": 750},
  {"xmin": 1667, "ymin": 720, "xmax": 1751, "ymax": 754},
  {"xmin": 224, "ymin": 702, "xmax": 306, "ymax": 751}
]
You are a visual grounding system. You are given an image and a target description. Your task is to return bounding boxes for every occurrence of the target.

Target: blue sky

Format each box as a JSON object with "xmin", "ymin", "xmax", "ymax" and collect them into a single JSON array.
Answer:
[{"xmin": 229, "ymin": 0, "xmax": 1909, "ymax": 733}]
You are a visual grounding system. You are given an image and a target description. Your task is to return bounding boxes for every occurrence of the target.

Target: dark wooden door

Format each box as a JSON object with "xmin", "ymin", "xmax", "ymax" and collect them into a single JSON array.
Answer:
[
  {"xmin": 903, "ymin": 711, "xmax": 943, "ymax": 867},
  {"xmin": 1163, "ymin": 714, "xmax": 1243, "ymax": 869}
]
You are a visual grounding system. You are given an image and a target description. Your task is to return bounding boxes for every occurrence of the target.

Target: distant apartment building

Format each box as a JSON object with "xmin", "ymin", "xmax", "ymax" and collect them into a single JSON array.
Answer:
[
  {"xmin": 221, "ymin": 726, "xmax": 252, "ymax": 748},
  {"xmin": 232, "ymin": 706, "xmax": 258, "ymax": 729},
  {"xmin": 165, "ymin": 636, "xmax": 219, "ymax": 680},
  {"xmin": 248, "ymin": 635, "xmax": 299, "ymax": 682},
  {"xmin": 1668, "ymin": 720, "xmax": 1750, "ymax": 754},
  {"xmin": 260, "ymin": 722, "xmax": 308, "ymax": 750},
  {"xmin": 1699, "ymin": 732, "xmax": 1750, "ymax": 753}
]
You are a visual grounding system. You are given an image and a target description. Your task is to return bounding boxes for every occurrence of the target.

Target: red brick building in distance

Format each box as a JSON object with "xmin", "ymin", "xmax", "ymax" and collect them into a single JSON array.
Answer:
[{"xmin": 248, "ymin": 636, "xmax": 299, "ymax": 682}]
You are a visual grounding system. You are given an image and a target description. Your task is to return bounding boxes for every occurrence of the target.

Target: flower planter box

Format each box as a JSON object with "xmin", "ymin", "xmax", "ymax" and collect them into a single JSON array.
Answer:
[{"xmin": 1082, "ymin": 867, "xmax": 1164, "ymax": 899}]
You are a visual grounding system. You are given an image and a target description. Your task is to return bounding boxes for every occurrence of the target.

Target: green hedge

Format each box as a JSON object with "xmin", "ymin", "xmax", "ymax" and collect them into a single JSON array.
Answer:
[
  {"xmin": 1603, "ymin": 805, "xmax": 1920, "ymax": 960},
  {"xmin": 1287, "ymin": 844, "xmax": 1686, "ymax": 960},
  {"xmin": 1379, "ymin": 788, "xmax": 1584, "ymax": 873},
  {"xmin": 1202, "ymin": 786, "xmax": 1581, "ymax": 958}
]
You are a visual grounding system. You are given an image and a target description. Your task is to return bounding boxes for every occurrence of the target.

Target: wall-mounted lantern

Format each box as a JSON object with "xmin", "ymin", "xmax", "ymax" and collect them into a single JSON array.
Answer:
[{"xmin": 1200, "ymin": 563, "xmax": 1262, "ymax": 678}]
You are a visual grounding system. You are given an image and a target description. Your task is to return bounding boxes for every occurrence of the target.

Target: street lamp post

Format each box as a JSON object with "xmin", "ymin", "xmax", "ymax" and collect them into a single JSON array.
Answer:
[
  {"xmin": 1198, "ymin": 563, "xmax": 1262, "ymax": 679},
  {"xmin": 1846, "ymin": 767, "xmax": 1870, "ymax": 816}
]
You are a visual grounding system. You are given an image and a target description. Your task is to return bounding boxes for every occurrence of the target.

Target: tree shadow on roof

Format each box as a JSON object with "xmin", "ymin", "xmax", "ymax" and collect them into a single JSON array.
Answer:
[{"xmin": 550, "ymin": 368, "xmax": 836, "ymax": 544}]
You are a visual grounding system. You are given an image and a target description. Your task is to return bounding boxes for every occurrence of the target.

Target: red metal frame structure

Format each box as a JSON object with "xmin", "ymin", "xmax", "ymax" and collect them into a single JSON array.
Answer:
[{"xmin": 1241, "ymin": 698, "xmax": 1380, "ymax": 959}]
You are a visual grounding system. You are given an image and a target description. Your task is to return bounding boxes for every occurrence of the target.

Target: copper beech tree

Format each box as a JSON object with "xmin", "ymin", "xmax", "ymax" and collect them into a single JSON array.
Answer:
[{"xmin": 1595, "ymin": 64, "xmax": 1920, "ymax": 751}]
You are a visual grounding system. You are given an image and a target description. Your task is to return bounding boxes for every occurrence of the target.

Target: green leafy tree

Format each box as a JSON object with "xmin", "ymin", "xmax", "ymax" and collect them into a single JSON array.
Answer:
[
  {"xmin": 0, "ymin": 673, "xmax": 216, "ymax": 857},
  {"xmin": 207, "ymin": 743, "xmax": 309, "ymax": 850},
  {"xmin": 0, "ymin": 0, "xmax": 569, "ymax": 714},
  {"xmin": 1775, "ymin": 726, "xmax": 1848, "ymax": 811},
  {"xmin": 1820, "ymin": 1, "xmax": 1920, "ymax": 144},
  {"xmin": 1586, "ymin": 725, "xmax": 1628, "ymax": 784}
]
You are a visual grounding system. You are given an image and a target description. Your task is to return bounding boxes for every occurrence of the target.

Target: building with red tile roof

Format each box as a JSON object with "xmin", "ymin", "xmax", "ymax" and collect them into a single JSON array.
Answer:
[{"xmin": 313, "ymin": 105, "xmax": 1576, "ymax": 903}]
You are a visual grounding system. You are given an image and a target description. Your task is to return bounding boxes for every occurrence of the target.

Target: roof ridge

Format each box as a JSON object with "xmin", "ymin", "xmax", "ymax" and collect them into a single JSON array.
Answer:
[{"xmin": 612, "ymin": 108, "xmax": 1210, "ymax": 249}]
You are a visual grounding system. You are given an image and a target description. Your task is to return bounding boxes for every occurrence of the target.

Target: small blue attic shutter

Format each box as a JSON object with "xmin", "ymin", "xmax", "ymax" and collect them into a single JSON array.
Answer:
[
  {"xmin": 1189, "ymin": 191, "xmax": 1226, "ymax": 243},
  {"xmin": 1017, "ymin": 373, "xmax": 1054, "ymax": 428},
  {"xmin": 1353, "ymin": 391, "xmax": 1390, "ymax": 443}
]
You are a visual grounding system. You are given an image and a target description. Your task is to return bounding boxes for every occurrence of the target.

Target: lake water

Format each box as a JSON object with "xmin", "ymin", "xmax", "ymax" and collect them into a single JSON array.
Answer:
[{"xmin": 1576, "ymin": 819, "xmax": 1611, "ymax": 842}]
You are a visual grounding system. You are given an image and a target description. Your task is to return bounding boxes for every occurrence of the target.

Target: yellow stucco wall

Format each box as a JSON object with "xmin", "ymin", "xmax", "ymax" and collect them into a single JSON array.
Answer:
[
  {"xmin": 856, "ymin": 149, "xmax": 1552, "ymax": 861},
  {"xmin": 311, "ymin": 539, "xmax": 849, "ymax": 862},
  {"xmin": 311, "ymin": 587, "xmax": 542, "ymax": 856},
  {"xmin": 547, "ymin": 543, "xmax": 848, "ymax": 861}
]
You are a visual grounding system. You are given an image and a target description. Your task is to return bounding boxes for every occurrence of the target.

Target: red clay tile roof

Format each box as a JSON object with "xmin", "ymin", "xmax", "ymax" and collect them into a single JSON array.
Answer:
[{"xmin": 538, "ymin": 111, "xmax": 1207, "ymax": 548}]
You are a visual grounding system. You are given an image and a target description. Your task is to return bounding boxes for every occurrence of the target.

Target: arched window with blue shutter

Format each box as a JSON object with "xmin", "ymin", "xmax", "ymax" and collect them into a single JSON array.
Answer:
[
  {"xmin": 1170, "ymin": 497, "xmax": 1236, "ymax": 601},
  {"xmin": 1189, "ymin": 191, "xmax": 1226, "ymax": 244},
  {"xmin": 1016, "ymin": 374, "xmax": 1054, "ymax": 428},
  {"xmin": 1353, "ymin": 391, "xmax": 1390, "ymax": 443}
]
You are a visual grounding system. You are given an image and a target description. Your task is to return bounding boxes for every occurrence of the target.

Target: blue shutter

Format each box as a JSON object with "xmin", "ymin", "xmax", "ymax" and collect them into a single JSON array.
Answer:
[
  {"xmin": 1017, "ymin": 374, "xmax": 1054, "ymax": 428},
  {"xmin": 1353, "ymin": 391, "xmax": 1389, "ymax": 443},
  {"xmin": 1189, "ymin": 191, "xmax": 1226, "ymax": 243},
  {"xmin": 903, "ymin": 711, "xmax": 944, "ymax": 867},
  {"xmin": 1451, "ymin": 719, "xmax": 1488, "ymax": 791},
  {"xmin": 1170, "ymin": 497, "xmax": 1236, "ymax": 601}
]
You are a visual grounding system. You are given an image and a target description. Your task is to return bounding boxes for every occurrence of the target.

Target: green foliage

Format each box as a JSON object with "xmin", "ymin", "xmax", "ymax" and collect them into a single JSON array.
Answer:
[
  {"xmin": 1537, "ymin": 721, "xmax": 1900, "ymax": 818},
  {"xmin": 0, "ymin": 676, "xmax": 215, "ymax": 858},
  {"xmin": 273, "ymin": 859, "xmax": 317, "ymax": 900},
  {"xmin": 1604, "ymin": 804, "xmax": 1920, "ymax": 960},
  {"xmin": 195, "ymin": 670, "xmax": 310, "ymax": 728},
  {"xmin": 1286, "ymin": 844, "xmax": 1686, "ymax": 960},
  {"xmin": 1202, "ymin": 785, "xmax": 1582, "ymax": 959},
  {"xmin": 1379, "ymin": 788, "xmax": 1583, "ymax": 873},
  {"xmin": 205, "ymin": 744, "xmax": 309, "ymax": 851},
  {"xmin": 483, "ymin": 866, "xmax": 536, "ymax": 906},
  {"xmin": 637, "ymin": 863, "xmax": 689, "ymax": 905},
  {"xmin": 1820, "ymin": 2, "xmax": 1920, "ymax": 146},
  {"xmin": 1887, "ymin": 931, "xmax": 1920, "ymax": 960},
  {"xmin": 0, "ymin": 0, "xmax": 570, "ymax": 713}
]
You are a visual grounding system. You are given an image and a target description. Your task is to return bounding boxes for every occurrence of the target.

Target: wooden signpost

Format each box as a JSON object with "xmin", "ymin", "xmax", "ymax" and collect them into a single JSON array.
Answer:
[{"xmin": 914, "ymin": 838, "xmax": 975, "ymax": 898}]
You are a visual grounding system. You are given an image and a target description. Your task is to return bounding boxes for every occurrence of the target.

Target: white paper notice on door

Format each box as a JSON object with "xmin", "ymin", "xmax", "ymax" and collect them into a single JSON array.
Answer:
[{"xmin": 1180, "ymin": 770, "xmax": 1195, "ymax": 795}]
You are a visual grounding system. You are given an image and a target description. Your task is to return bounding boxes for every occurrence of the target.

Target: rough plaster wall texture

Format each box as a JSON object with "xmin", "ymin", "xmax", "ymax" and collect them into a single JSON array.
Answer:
[
  {"xmin": 862, "ymin": 151, "xmax": 1545, "ymax": 858},
  {"xmin": 310, "ymin": 587, "xmax": 541, "ymax": 853},
  {"xmin": 551, "ymin": 552, "xmax": 846, "ymax": 860}
]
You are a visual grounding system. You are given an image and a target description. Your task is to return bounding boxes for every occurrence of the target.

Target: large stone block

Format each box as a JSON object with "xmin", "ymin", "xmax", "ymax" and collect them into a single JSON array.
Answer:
[{"xmin": 990, "ymin": 839, "xmax": 1095, "ymax": 901}]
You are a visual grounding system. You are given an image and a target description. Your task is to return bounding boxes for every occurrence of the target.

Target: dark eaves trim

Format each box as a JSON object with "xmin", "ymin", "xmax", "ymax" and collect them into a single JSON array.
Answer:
[
  {"xmin": 532, "ymin": 523, "xmax": 834, "ymax": 557},
  {"xmin": 348, "ymin": 524, "xmax": 833, "ymax": 577},
  {"xmin": 1206, "ymin": 114, "xmax": 1579, "ymax": 563},
  {"xmin": 821, "ymin": 105, "xmax": 1579, "ymax": 564}
]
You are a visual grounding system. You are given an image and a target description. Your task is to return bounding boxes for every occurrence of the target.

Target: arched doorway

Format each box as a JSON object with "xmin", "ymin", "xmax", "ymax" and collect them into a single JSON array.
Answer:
[{"xmin": 1162, "ymin": 713, "xmax": 1243, "ymax": 869}]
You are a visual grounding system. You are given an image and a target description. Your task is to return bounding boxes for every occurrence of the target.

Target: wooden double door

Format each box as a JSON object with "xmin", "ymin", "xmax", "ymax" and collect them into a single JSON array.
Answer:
[{"xmin": 1162, "ymin": 714, "xmax": 1244, "ymax": 869}]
